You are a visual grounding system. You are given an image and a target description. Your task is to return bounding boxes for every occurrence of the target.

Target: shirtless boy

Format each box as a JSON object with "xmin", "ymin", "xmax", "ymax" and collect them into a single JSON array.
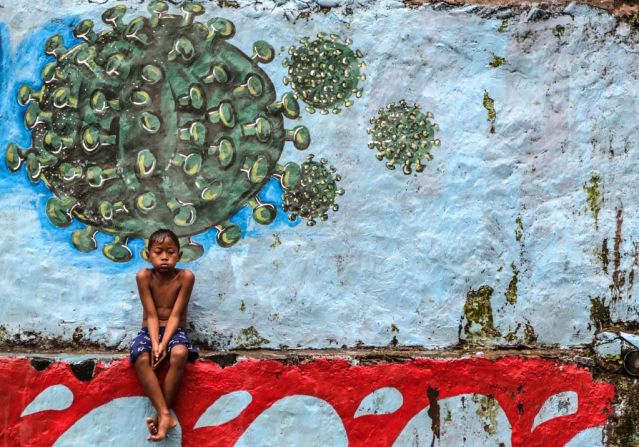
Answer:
[{"xmin": 130, "ymin": 229, "xmax": 198, "ymax": 441}]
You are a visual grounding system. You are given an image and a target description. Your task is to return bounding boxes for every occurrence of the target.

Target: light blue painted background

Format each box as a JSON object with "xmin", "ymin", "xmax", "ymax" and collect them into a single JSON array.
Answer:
[{"xmin": 0, "ymin": 0, "xmax": 636, "ymax": 349}]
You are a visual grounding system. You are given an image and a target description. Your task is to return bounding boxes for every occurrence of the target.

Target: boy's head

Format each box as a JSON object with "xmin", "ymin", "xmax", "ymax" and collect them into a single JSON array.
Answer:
[{"xmin": 146, "ymin": 229, "xmax": 181, "ymax": 272}]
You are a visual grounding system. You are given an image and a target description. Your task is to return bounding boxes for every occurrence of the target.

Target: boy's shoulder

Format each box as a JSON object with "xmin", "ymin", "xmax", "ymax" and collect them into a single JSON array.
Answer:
[
  {"xmin": 180, "ymin": 269, "xmax": 195, "ymax": 282},
  {"xmin": 136, "ymin": 267, "xmax": 152, "ymax": 280}
]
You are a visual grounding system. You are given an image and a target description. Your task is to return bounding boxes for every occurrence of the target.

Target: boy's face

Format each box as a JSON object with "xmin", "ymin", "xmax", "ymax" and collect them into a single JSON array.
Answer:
[{"xmin": 146, "ymin": 237, "xmax": 181, "ymax": 273}]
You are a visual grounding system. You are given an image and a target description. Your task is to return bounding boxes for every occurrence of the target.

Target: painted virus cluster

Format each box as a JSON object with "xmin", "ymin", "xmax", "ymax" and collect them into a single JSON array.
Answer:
[
  {"xmin": 6, "ymin": 1, "xmax": 344, "ymax": 262},
  {"xmin": 367, "ymin": 100, "xmax": 440, "ymax": 175}
]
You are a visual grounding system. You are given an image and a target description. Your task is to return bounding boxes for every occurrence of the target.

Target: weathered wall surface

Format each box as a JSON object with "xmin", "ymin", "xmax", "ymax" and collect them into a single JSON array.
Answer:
[{"xmin": 1, "ymin": 0, "xmax": 639, "ymax": 444}]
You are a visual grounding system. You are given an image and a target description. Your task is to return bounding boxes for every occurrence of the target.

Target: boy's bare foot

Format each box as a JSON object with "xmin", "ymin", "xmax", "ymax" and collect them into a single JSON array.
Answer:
[
  {"xmin": 148, "ymin": 412, "xmax": 177, "ymax": 442},
  {"xmin": 146, "ymin": 416, "xmax": 158, "ymax": 435}
]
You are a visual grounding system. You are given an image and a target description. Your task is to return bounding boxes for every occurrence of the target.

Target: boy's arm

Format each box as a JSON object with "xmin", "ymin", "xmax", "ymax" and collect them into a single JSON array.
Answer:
[
  {"xmin": 159, "ymin": 270, "xmax": 195, "ymax": 348},
  {"xmin": 136, "ymin": 269, "xmax": 161, "ymax": 351}
]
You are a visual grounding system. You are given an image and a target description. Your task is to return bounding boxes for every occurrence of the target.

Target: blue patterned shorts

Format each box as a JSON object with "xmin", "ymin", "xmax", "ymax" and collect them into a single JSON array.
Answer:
[{"xmin": 129, "ymin": 327, "xmax": 199, "ymax": 364}]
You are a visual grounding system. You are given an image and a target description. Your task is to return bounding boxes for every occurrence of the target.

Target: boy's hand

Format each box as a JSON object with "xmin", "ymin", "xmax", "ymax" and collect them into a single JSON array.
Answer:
[{"xmin": 152, "ymin": 344, "xmax": 167, "ymax": 369}]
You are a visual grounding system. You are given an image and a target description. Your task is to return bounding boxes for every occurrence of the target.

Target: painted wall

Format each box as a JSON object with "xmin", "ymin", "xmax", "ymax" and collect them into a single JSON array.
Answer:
[
  {"xmin": 0, "ymin": 0, "xmax": 637, "ymax": 350},
  {"xmin": 0, "ymin": 356, "xmax": 614, "ymax": 446}
]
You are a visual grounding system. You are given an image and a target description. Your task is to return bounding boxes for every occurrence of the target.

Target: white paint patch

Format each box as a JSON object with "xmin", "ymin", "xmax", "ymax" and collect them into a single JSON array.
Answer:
[
  {"xmin": 234, "ymin": 395, "xmax": 348, "ymax": 447},
  {"xmin": 354, "ymin": 387, "xmax": 403, "ymax": 417},
  {"xmin": 531, "ymin": 391, "xmax": 578, "ymax": 431},
  {"xmin": 392, "ymin": 393, "xmax": 511, "ymax": 446},
  {"xmin": 564, "ymin": 426, "xmax": 606, "ymax": 447},
  {"xmin": 20, "ymin": 384, "xmax": 73, "ymax": 417},
  {"xmin": 53, "ymin": 397, "xmax": 181, "ymax": 446},
  {"xmin": 194, "ymin": 390, "xmax": 252, "ymax": 428},
  {"xmin": 594, "ymin": 332, "xmax": 622, "ymax": 359}
]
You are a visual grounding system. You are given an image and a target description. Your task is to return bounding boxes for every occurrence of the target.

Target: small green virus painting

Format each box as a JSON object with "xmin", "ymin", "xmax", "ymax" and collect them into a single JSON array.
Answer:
[
  {"xmin": 367, "ymin": 100, "xmax": 440, "ymax": 175},
  {"xmin": 6, "ymin": 1, "xmax": 343, "ymax": 263},
  {"xmin": 284, "ymin": 33, "xmax": 366, "ymax": 115}
]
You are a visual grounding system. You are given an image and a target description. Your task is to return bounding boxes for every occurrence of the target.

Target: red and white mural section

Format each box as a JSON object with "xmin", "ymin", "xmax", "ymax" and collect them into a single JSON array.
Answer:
[{"xmin": 1, "ymin": 356, "xmax": 613, "ymax": 446}]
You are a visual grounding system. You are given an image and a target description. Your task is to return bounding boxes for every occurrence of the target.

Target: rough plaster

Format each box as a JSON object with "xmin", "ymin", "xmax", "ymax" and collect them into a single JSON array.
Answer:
[{"xmin": 1, "ymin": 0, "xmax": 639, "ymax": 352}]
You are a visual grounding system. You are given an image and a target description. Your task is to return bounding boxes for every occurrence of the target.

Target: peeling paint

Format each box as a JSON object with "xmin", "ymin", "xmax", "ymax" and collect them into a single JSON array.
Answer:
[
  {"xmin": 460, "ymin": 285, "xmax": 501, "ymax": 344},
  {"xmin": 505, "ymin": 263, "xmax": 519, "ymax": 305},
  {"xmin": 589, "ymin": 297, "xmax": 612, "ymax": 332},
  {"xmin": 234, "ymin": 327, "xmax": 269, "ymax": 349},
  {"xmin": 482, "ymin": 91, "xmax": 496, "ymax": 134},
  {"xmin": 489, "ymin": 53, "xmax": 506, "ymax": 68},
  {"xmin": 553, "ymin": 24, "xmax": 566, "ymax": 38},
  {"xmin": 583, "ymin": 174, "xmax": 604, "ymax": 229},
  {"xmin": 515, "ymin": 216, "xmax": 524, "ymax": 242},
  {"xmin": 472, "ymin": 394, "xmax": 500, "ymax": 435}
]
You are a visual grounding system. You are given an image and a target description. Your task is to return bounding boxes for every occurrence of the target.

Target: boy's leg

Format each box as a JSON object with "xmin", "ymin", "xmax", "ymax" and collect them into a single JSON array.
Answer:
[
  {"xmin": 163, "ymin": 345, "xmax": 189, "ymax": 409},
  {"xmin": 134, "ymin": 353, "xmax": 176, "ymax": 441}
]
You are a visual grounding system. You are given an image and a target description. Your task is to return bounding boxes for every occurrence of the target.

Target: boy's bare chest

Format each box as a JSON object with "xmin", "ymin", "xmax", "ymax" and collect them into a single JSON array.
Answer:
[{"xmin": 149, "ymin": 278, "xmax": 181, "ymax": 308}]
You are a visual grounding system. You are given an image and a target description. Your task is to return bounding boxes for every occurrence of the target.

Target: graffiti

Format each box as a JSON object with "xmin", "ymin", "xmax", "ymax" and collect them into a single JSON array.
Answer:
[
  {"xmin": 1, "ymin": 357, "xmax": 612, "ymax": 446},
  {"xmin": 367, "ymin": 99, "xmax": 440, "ymax": 175},
  {"xmin": 283, "ymin": 33, "xmax": 365, "ymax": 115},
  {"xmin": 5, "ymin": 2, "xmax": 343, "ymax": 263}
]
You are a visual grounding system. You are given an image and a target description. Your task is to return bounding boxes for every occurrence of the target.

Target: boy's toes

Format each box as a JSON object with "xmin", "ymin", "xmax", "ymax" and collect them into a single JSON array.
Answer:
[{"xmin": 146, "ymin": 416, "xmax": 158, "ymax": 435}]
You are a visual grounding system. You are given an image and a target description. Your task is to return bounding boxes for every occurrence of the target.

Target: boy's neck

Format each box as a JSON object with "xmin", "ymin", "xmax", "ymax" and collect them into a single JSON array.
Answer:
[{"xmin": 152, "ymin": 267, "xmax": 179, "ymax": 279}]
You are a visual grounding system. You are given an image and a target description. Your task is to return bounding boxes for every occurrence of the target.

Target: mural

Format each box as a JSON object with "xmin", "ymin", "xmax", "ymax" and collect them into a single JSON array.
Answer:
[
  {"xmin": 0, "ymin": 357, "xmax": 614, "ymax": 446},
  {"xmin": 5, "ymin": 2, "xmax": 344, "ymax": 263}
]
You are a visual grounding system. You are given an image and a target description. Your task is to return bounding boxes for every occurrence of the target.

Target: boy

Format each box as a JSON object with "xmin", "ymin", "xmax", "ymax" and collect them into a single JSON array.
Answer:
[{"xmin": 130, "ymin": 229, "xmax": 198, "ymax": 441}]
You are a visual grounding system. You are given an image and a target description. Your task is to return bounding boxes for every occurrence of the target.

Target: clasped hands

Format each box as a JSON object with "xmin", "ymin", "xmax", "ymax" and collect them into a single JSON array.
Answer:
[{"xmin": 151, "ymin": 342, "xmax": 167, "ymax": 369}]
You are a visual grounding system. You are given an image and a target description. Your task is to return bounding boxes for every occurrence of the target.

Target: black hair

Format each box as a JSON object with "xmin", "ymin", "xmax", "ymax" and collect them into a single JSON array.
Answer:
[{"xmin": 147, "ymin": 229, "xmax": 180, "ymax": 250}]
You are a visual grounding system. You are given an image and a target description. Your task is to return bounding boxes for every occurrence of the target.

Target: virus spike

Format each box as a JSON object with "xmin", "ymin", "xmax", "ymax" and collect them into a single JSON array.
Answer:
[
  {"xmin": 44, "ymin": 35, "xmax": 67, "ymax": 59},
  {"xmin": 148, "ymin": 1, "xmax": 171, "ymax": 25},
  {"xmin": 179, "ymin": 237, "xmax": 204, "ymax": 262},
  {"xmin": 103, "ymin": 235, "xmax": 133, "ymax": 262},
  {"xmin": 86, "ymin": 166, "xmax": 118, "ymax": 188},
  {"xmin": 248, "ymin": 197, "xmax": 276, "ymax": 225},
  {"xmin": 72, "ymin": 226, "xmax": 98, "ymax": 252},
  {"xmin": 125, "ymin": 17, "xmax": 151, "ymax": 45},
  {"xmin": 285, "ymin": 125, "xmax": 310, "ymax": 150},
  {"xmin": 242, "ymin": 117, "xmax": 271, "ymax": 143},
  {"xmin": 74, "ymin": 20, "xmax": 97, "ymax": 43},
  {"xmin": 17, "ymin": 85, "xmax": 44, "ymax": 106},
  {"xmin": 24, "ymin": 103, "xmax": 52, "ymax": 129},
  {"xmin": 41, "ymin": 62, "xmax": 64, "ymax": 84},
  {"xmin": 234, "ymin": 75, "xmax": 264, "ymax": 98},
  {"xmin": 180, "ymin": 2, "xmax": 205, "ymax": 27},
  {"xmin": 141, "ymin": 64, "xmax": 163, "ymax": 85},
  {"xmin": 99, "ymin": 200, "xmax": 128, "ymax": 220},
  {"xmin": 5, "ymin": 143, "xmax": 31, "ymax": 172},
  {"xmin": 275, "ymin": 162, "xmax": 300, "ymax": 189},
  {"xmin": 44, "ymin": 131, "xmax": 75, "ymax": 154},
  {"xmin": 168, "ymin": 37, "xmax": 195, "ymax": 62},
  {"xmin": 74, "ymin": 46, "xmax": 102, "ymax": 75},
  {"xmin": 267, "ymin": 92, "xmax": 300, "ymax": 119},
  {"xmin": 167, "ymin": 198, "xmax": 197, "ymax": 226},
  {"xmin": 242, "ymin": 156, "xmax": 269, "ymax": 184},
  {"xmin": 24, "ymin": 152, "xmax": 57, "ymax": 182},
  {"xmin": 102, "ymin": 5, "xmax": 128, "ymax": 31},
  {"xmin": 135, "ymin": 149, "xmax": 157, "ymax": 178},
  {"xmin": 59, "ymin": 163, "xmax": 83, "ymax": 182},
  {"xmin": 252, "ymin": 41, "xmax": 274, "ymax": 64},
  {"xmin": 215, "ymin": 222, "xmax": 241, "ymax": 247},
  {"xmin": 140, "ymin": 111, "xmax": 161, "ymax": 133},
  {"xmin": 82, "ymin": 126, "xmax": 116, "ymax": 153},
  {"xmin": 46, "ymin": 195, "xmax": 77, "ymax": 227},
  {"xmin": 201, "ymin": 64, "xmax": 228, "ymax": 84},
  {"xmin": 91, "ymin": 91, "xmax": 121, "ymax": 114},
  {"xmin": 195, "ymin": 177, "xmax": 222, "ymax": 201},
  {"xmin": 52, "ymin": 86, "xmax": 79, "ymax": 109},
  {"xmin": 207, "ymin": 101, "xmax": 235, "ymax": 128},
  {"xmin": 130, "ymin": 89, "xmax": 152, "ymax": 107},
  {"xmin": 177, "ymin": 85, "xmax": 204, "ymax": 110},
  {"xmin": 207, "ymin": 18, "xmax": 235, "ymax": 41},
  {"xmin": 178, "ymin": 121, "xmax": 207, "ymax": 146},
  {"xmin": 136, "ymin": 192, "xmax": 156, "ymax": 214},
  {"xmin": 105, "ymin": 53, "xmax": 131, "ymax": 78},
  {"xmin": 171, "ymin": 152, "xmax": 203, "ymax": 176},
  {"xmin": 206, "ymin": 138, "xmax": 233, "ymax": 169}
]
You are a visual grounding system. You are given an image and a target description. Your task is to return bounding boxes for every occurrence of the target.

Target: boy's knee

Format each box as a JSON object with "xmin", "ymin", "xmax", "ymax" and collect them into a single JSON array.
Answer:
[
  {"xmin": 170, "ymin": 346, "xmax": 188, "ymax": 365},
  {"xmin": 134, "ymin": 352, "xmax": 150, "ymax": 367}
]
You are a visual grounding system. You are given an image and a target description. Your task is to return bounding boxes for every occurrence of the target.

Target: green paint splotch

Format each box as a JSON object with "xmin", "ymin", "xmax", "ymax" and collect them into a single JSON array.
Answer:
[
  {"xmin": 472, "ymin": 395, "xmax": 500, "ymax": 435},
  {"xmin": 584, "ymin": 174, "xmax": 604, "ymax": 229},
  {"xmin": 505, "ymin": 263, "xmax": 519, "ymax": 305},
  {"xmin": 460, "ymin": 285, "xmax": 501, "ymax": 344},
  {"xmin": 489, "ymin": 53, "xmax": 505, "ymax": 68},
  {"xmin": 235, "ymin": 326, "xmax": 269, "ymax": 349},
  {"xmin": 482, "ymin": 91, "xmax": 496, "ymax": 134}
]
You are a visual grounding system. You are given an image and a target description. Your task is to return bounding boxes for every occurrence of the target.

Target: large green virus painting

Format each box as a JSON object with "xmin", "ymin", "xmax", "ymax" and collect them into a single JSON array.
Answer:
[{"xmin": 6, "ymin": 2, "xmax": 344, "ymax": 262}]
